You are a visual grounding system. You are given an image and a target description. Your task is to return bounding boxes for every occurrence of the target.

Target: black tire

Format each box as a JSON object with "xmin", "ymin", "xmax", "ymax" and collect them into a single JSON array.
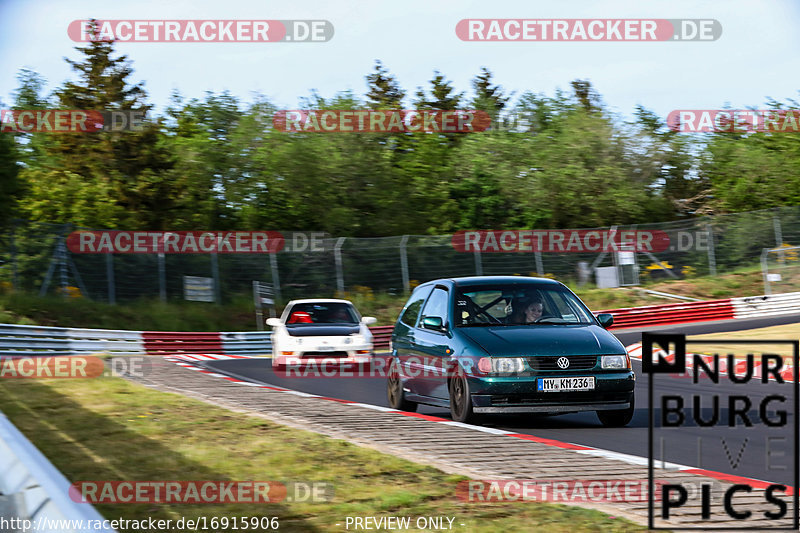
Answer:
[
  {"xmin": 449, "ymin": 371, "xmax": 476, "ymax": 423},
  {"xmin": 597, "ymin": 393, "xmax": 635, "ymax": 427},
  {"xmin": 387, "ymin": 362, "xmax": 417, "ymax": 412}
]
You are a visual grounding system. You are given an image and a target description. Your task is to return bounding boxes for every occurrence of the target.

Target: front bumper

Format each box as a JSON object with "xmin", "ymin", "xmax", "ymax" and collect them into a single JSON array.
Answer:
[
  {"xmin": 278, "ymin": 348, "xmax": 373, "ymax": 365},
  {"xmin": 469, "ymin": 371, "xmax": 635, "ymax": 414}
]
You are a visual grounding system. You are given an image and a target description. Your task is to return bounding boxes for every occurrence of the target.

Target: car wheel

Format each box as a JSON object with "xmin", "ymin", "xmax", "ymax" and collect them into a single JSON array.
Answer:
[
  {"xmin": 449, "ymin": 371, "xmax": 476, "ymax": 424},
  {"xmin": 387, "ymin": 362, "xmax": 417, "ymax": 412},
  {"xmin": 597, "ymin": 393, "xmax": 635, "ymax": 427}
]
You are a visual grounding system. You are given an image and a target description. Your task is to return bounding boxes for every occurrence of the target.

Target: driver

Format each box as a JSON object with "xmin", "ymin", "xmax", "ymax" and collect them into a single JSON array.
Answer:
[{"xmin": 510, "ymin": 298, "xmax": 544, "ymax": 324}]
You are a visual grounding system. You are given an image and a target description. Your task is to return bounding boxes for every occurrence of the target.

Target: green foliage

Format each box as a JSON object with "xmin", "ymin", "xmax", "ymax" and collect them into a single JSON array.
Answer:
[
  {"xmin": 5, "ymin": 38, "xmax": 800, "ymax": 239},
  {"xmin": 365, "ymin": 60, "xmax": 405, "ymax": 109}
]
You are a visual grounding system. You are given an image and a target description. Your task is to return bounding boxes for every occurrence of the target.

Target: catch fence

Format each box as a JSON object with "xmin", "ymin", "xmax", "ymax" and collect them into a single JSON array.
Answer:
[{"xmin": 1, "ymin": 205, "xmax": 799, "ymax": 304}]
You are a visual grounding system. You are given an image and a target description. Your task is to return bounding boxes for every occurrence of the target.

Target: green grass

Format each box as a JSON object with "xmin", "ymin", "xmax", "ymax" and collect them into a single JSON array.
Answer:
[
  {"xmin": 0, "ymin": 377, "xmax": 645, "ymax": 532},
  {"xmin": 0, "ymin": 267, "xmax": 769, "ymax": 331}
]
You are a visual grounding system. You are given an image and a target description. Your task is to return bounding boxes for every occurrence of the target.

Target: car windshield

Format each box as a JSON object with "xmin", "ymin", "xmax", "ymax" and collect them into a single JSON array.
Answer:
[
  {"xmin": 454, "ymin": 284, "xmax": 595, "ymax": 326},
  {"xmin": 285, "ymin": 303, "xmax": 359, "ymax": 325}
]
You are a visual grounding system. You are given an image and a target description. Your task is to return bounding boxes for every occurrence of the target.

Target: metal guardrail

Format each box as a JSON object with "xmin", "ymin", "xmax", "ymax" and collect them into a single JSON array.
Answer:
[
  {"xmin": 0, "ymin": 325, "xmax": 144, "ymax": 357},
  {"xmin": 0, "ymin": 412, "xmax": 115, "ymax": 533},
  {"xmin": 598, "ymin": 299, "xmax": 736, "ymax": 329},
  {"xmin": 0, "ymin": 325, "xmax": 273, "ymax": 358},
  {"xmin": 733, "ymin": 292, "xmax": 800, "ymax": 318},
  {"xmin": 2, "ymin": 292, "xmax": 798, "ymax": 358}
]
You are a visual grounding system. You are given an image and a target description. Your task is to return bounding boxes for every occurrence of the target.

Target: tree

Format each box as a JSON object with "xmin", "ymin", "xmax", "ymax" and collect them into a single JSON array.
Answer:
[
  {"xmin": 18, "ymin": 24, "xmax": 178, "ymax": 229},
  {"xmin": 0, "ymin": 126, "xmax": 20, "ymax": 226},
  {"xmin": 471, "ymin": 67, "xmax": 509, "ymax": 116},
  {"xmin": 365, "ymin": 60, "xmax": 405, "ymax": 109},
  {"xmin": 414, "ymin": 71, "xmax": 463, "ymax": 110},
  {"xmin": 570, "ymin": 79, "xmax": 600, "ymax": 113},
  {"xmin": 632, "ymin": 105, "xmax": 708, "ymax": 216}
]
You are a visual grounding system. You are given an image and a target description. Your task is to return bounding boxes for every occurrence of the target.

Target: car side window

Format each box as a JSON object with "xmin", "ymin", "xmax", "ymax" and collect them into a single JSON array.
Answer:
[
  {"xmin": 419, "ymin": 287, "xmax": 449, "ymax": 328},
  {"xmin": 399, "ymin": 286, "xmax": 431, "ymax": 327}
]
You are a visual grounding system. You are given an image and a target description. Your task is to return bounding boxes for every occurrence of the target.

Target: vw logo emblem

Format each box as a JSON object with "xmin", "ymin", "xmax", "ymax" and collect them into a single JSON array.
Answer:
[{"xmin": 556, "ymin": 357, "xmax": 570, "ymax": 369}]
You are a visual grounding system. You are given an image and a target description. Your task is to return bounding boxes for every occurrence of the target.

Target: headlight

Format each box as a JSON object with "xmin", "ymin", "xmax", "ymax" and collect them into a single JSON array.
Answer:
[
  {"xmin": 601, "ymin": 354, "xmax": 630, "ymax": 369},
  {"xmin": 478, "ymin": 357, "xmax": 525, "ymax": 373}
]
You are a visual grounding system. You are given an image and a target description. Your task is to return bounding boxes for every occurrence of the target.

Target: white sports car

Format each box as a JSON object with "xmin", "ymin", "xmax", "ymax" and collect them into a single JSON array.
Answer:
[{"xmin": 267, "ymin": 299, "xmax": 376, "ymax": 369}]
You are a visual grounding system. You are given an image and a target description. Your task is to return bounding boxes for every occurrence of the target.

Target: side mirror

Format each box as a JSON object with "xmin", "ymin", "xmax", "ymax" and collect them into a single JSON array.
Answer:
[
  {"xmin": 362, "ymin": 316, "xmax": 377, "ymax": 325},
  {"xmin": 596, "ymin": 313, "xmax": 614, "ymax": 329},
  {"xmin": 421, "ymin": 316, "xmax": 445, "ymax": 331},
  {"xmin": 266, "ymin": 318, "xmax": 282, "ymax": 328}
]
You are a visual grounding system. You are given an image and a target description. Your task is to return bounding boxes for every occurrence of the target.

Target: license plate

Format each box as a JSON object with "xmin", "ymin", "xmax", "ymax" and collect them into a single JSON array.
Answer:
[
  {"xmin": 537, "ymin": 377, "xmax": 595, "ymax": 392},
  {"xmin": 316, "ymin": 345, "xmax": 335, "ymax": 352}
]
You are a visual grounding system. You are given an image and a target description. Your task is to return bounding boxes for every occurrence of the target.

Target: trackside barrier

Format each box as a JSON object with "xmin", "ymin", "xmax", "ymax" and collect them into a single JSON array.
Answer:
[
  {"xmin": 732, "ymin": 292, "xmax": 800, "ymax": 319},
  {"xmin": 0, "ymin": 324, "xmax": 144, "ymax": 357},
  {"xmin": 0, "ymin": 411, "xmax": 115, "ymax": 533},
  {"xmin": 370, "ymin": 326, "xmax": 393, "ymax": 351},
  {"xmin": 1, "ymin": 292, "xmax": 799, "ymax": 357},
  {"xmin": 596, "ymin": 299, "xmax": 736, "ymax": 329}
]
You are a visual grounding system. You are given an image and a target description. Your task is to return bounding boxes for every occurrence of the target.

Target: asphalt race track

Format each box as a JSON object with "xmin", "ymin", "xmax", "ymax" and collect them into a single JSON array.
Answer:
[{"xmin": 205, "ymin": 313, "xmax": 800, "ymax": 486}]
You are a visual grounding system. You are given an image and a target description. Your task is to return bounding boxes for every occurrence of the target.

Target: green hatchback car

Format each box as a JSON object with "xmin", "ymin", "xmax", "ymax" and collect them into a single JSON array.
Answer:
[{"xmin": 387, "ymin": 276, "xmax": 635, "ymax": 426}]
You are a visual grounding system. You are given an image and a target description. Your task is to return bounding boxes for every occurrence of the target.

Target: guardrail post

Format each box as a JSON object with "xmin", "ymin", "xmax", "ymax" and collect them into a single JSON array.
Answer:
[
  {"xmin": 534, "ymin": 250, "xmax": 544, "ymax": 276},
  {"xmin": 706, "ymin": 223, "xmax": 717, "ymax": 276},
  {"xmin": 106, "ymin": 253, "xmax": 115, "ymax": 305},
  {"xmin": 158, "ymin": 252, "xmax": 166, "ymax": 303},
  {"xmin": 474, "ymin": 249, "xmax": 483, "ymax": 276},
  {"xmin": 399, "ymin": 235, "xmax": 410, "ymax": 294},
  {"xmin": 334, "ymin": 237, "xmax": 346, "ymax": 295}
]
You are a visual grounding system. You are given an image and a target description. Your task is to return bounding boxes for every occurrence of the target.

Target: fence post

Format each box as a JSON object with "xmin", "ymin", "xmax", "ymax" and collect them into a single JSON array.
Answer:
[
  {"xmin": 399, "ymin": 235, "xmax": 410, "ymax": 294},
  {"xmin": 706, "ymin": 222, "xmax": 717, "ymax": 276},
  {"xmin": 269, "ymin": 253, "xmax": 282, "ymax": 303},
  {"xmin": 474, "ymin": 249, "xmax": 483, "ymax": 276},
  {"xmin": 210, "ymin": 252, "xmax": 221, "ymax": 304},
  {"xmin": 773, "ymin": 213, "xmax": 783, "ymax": 247},
  {"xmin": 334, "ymin": 237, "xmax": 346, "ymax": 295},
  {"xmin": 534, "ymin": 250, "xmax": 544, "ymax": 276},
  {"xmin": 158, "ymin": 252, "xmax": 166, "ymax": 303},
  {"xmin": 106, "ymin": 253, "xmax": 115, "ymax": 305},
  {"xmin": 10, "ymin": 221, "xmax": 19, "ymax": 291},
  {"xmin": 761, "ymin": 248, "xmax": 771, "ymax": 295}
]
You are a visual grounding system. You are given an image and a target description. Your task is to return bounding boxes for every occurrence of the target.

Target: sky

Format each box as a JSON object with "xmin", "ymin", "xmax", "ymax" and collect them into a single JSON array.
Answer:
[{"xmin": 1, "ymin": 0, "xmax": 799, "ymax": 120}]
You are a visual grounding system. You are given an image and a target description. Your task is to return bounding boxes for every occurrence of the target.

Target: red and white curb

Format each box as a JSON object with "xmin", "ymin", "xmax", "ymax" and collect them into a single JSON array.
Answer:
[
  {"xmin": 162, "ymin": 353, "xmax": 794, "ymax": 496},
  {"xmin": 625, "ymin": 343, "xmax": 796, "ymax": 382}
]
